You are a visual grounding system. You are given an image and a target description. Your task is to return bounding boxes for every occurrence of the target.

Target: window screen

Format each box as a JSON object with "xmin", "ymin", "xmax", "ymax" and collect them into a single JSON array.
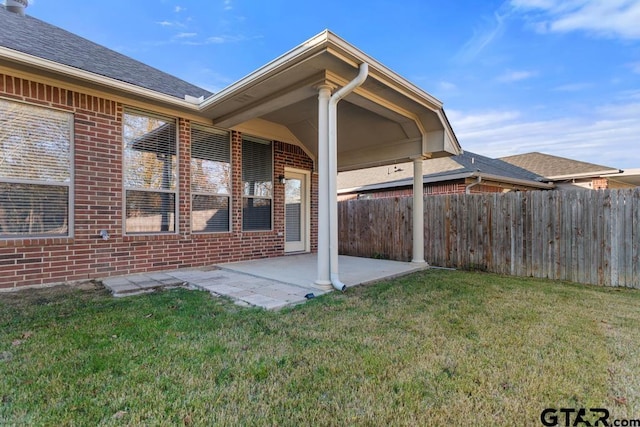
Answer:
[
  {"xmin": 123, "ymin": 110, "xmax": 177, "ymax": 234},
  {"xmin": 0, "ymin": 99, "xmax": 72, "ymax": 238},
  {"xmin": 191, "ymin": 125, "xmax": 231, "ymax": 232},
  {"xmin": 242, "ymin": 137, "xmax": 272, "ymax": 231}
]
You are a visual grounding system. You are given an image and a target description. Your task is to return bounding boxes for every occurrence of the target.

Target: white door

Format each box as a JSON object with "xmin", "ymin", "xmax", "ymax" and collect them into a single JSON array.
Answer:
[{"xmin": 284, "ymin": 170, "xmax": 308, "ymax": 253}]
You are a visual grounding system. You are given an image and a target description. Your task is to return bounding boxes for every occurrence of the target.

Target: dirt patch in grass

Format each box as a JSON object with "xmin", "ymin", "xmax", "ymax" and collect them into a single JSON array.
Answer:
[{"xmin": 1, "ymin": 271, "xmax": 639, "ymax": 425}]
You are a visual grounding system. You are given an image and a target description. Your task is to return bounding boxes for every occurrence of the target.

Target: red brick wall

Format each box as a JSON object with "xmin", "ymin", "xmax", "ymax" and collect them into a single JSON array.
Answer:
[{"xmin": 0, "ymin": 73, "xmax": 316, "ymax": 289}]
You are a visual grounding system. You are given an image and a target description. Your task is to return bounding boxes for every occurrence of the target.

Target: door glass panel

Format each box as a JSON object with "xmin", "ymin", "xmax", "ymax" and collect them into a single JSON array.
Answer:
[{"xmin": 285, "ymin": 178, "xmax": 301, "ymax": 242}]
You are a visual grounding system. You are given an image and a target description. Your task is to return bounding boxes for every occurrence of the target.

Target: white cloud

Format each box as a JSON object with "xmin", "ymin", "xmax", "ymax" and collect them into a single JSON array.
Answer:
[
  {"xmin": 616, "ymin": 89, "xmax": 640, "ymax": 101},
  {"xmin": 223, "ymin": 0, "xmax": 233, "ymax": 11},
  {"xmin": 510, "ymin": 0, "xmax": 640, "ymax": 40},
  {"xmin": 439, "ymin": 81, "xmax": 458, "ymax": 91},
  {"xmin": 175, "ymin": 32, "xmax": 197, "ymax": 39},
  {"xmin": 447, "ymin": 110, "xmax": 522, "ymax": 131},
  {"xmin": 497, "ymin": 70, "xmax": 538, "ymax": 82},
  {"xmin": 179, "ymin": 34, "xmax": 261, "ymax": 46},
  {"xmin": 175, "ymin": 6, "xmax": 185, "ymax": 13},
  {"xmin": 553, "ymin": 82, "xmax": 593, "ymax": 91},
  {"xmin": 447, "ymin": 102, "xmax": 640, "ymax": 168},
  {"xmin": 456, "ymin": 11, "xmax": 507, "ymax": 62},
  {"xmin": 156, "ymin": 20, "xmax": 174, "ymax": 27}
]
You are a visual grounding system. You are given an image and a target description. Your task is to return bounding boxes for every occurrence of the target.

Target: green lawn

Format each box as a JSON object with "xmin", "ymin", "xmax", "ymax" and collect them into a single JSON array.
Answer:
[{"xmin": 1, "ymin": 270, "xmax": 639, "ymax": 426}]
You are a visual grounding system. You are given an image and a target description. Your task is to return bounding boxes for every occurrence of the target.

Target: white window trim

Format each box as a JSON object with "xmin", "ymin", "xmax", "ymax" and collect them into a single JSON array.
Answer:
[
  {"xmin": 0, "ymin": 98, "xmax": 74, "ymax": 240},
  {"xmin": 242, "ymin": 136, "xmax": 274, "ymax": 232},
  {"xmin": 122, "ymin": 108, "xmax": 179, "ymax": 236},
  {"xmin": 190, "ymin": 124, "xmax": 232, "ymax": 234}
]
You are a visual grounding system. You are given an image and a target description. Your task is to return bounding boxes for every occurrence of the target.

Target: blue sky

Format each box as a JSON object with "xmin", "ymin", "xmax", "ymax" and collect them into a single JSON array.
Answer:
[{"xmin": 26, "ymin": 0, "xmax": 640, "ymax": 169}]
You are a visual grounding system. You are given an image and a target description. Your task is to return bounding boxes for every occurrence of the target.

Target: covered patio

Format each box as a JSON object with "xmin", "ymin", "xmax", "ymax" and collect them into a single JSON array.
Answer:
[{"xmin": 199, "ymin": 30, "xmax": 461, "ymax": 290}]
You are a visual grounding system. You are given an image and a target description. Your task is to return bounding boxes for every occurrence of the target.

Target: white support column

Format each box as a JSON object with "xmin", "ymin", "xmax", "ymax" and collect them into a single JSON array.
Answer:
[
  {"xmin": 315, "ymin": 85, "xmax": 332, "ymax": 288},
  {"xmin": 412, "ymin": 157, "xmax": 426, "ymax": 264}
]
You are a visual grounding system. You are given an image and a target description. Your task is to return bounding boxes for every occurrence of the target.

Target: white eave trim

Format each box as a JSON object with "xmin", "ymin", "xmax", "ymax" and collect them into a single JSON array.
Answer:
[
  {"xmin": 0, "ymin": 46, "xmax": 200, "ymax": 110},
  {"xmin": 199, "ymin": 31, "xmax": 330, "ymax": 110},
  {"xmin": 198, "ymin": 30, "xmax": 445, "ymax": 112},
  {"xmin": 323, "ymin": 31, "xmax": 444, "ymax": 109},
  {"xmin": 338, "ymin": 171, "xmax": 553, "ymax": 194},
  {"xmin": 546, "ymin": 169, "xmax": 621, "ymax": 180}
]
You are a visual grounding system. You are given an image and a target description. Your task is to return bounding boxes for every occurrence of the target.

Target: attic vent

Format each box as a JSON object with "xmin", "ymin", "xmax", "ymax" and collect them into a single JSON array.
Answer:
[
  {"xmin": 234, "ymin": 93, "xmax": 254, "ymax": 104},
  {"xmin": 5, "ymin": 0, "xmax": 28, "ymax": 15}
]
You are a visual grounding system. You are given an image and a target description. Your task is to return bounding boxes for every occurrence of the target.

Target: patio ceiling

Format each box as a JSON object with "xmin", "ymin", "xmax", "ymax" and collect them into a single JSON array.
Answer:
[{"xmin": 199, "ymin": 30, "xmax": 461, "ymax": 171}]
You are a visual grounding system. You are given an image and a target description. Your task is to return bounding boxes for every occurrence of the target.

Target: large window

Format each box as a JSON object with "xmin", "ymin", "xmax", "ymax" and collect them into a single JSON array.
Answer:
[
  {"xmin": 123, "ymin": 110, "xmax": 177, "ymax": 234},
  {"xmin": 242, "ymin": 137, "xmax": 272, "ymax": 231},
  {"xmin": 191, "ymin": 125, "xmax": 231, "ymax": 233},
  {"xmin": 0, "ymin": 99, "xmax": 73, "ymax": 238}
]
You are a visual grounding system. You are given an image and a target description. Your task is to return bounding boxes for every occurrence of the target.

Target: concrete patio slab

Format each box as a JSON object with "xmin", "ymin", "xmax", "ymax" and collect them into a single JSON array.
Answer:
[
  {"xmin": 219, "ymin": 254, "xmax": 426, "ymax": 288},
  {"xmin": 101, "ymin": 254, "xmax": 425, "ymax": 310}
]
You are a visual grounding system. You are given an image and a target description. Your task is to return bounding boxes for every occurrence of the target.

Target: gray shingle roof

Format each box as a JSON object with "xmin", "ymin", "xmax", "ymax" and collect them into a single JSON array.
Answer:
[
  {"xmin": 0, "ymin": 5, "xmax": 212, "ymax": 100},
  {"xmin": 425, "ymin": 151, "xmax": 546, "ymax": 182},
  {"xmin": 337, "ymin": 151, "xmax": 547, "ymax": 191},
  {"xmin": 500, "ymin": 152, "xmax": 619, "ymax": 179}
]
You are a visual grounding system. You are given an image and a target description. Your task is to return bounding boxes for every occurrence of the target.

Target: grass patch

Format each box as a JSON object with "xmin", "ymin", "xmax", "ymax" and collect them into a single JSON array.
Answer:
[{"xmin": 1, "ymin": 271, "xmax": 639, "ymax": 425}]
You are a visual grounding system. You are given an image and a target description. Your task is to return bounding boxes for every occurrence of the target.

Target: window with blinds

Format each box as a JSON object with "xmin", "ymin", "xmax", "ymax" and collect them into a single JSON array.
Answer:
[
  {"xmin": 191, "ymin": 125, "xmax": 231, "ymax": 233},
  {"xmin": 0, "ymin": 99, "xmax": 73, "ymax": 238},
  {"xmin": 123, "ymin": 110, "xmax": 177, "ymax": 234},
  {"xmin": 242, "ymin": 137, "xmax": 272, "ymax": 231}
]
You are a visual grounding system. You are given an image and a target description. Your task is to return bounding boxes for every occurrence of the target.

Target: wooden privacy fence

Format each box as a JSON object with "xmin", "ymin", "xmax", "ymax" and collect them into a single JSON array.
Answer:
[{"xmin": 338, "ymin": 189, "xmax": 640, "ymax": 288}]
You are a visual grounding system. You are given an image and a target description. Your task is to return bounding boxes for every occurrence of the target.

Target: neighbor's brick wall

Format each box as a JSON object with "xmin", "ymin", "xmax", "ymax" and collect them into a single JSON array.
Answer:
[
  {"xmin": 338, "ymin": 181, "xmax": 524, "ymax": 201},
  {"xmin": 592, "ymin": 178, "xmax": 609, "ymax": 190},
  {"xmin": 340, "ymin": 181, "xmax": 481, "ymax": 200},
  {"xmin": 0, "ymin": 73, "xmax": 316, "ymax": 289}
]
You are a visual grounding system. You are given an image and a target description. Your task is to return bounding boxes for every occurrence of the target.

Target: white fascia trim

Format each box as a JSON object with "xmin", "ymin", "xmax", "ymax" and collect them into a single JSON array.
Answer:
[
  {"xmin": 338, "ymin": 172, "xmax": 474, "ymax": 194},
  {"xmin": 199, "ymin": 31, "xmax": 330, "ymax": 110},
  {"xmin": 338, "ymin": 171, "xmax": 554, "ymax": 194},
  {"xmin": 0, "ymin": 46, "xmax": 200, "ymax": 110},
  {"xmin": 546, "ymin": 169, "xmax": 620, "ymax": 180},
  {"xmin": 199, "ymin": 30, "xmax": 445, "ymax": 113},
  {"xmin": 324, "ymin": 31, "xmax": 443, "ymax": 110},
  {"xmin": 477, "ymin": 172, "xmax": 555, "ymax": 189},
  {"xmin": 323, "ymin": 33, "xmax": 460, "ymax": 153}
]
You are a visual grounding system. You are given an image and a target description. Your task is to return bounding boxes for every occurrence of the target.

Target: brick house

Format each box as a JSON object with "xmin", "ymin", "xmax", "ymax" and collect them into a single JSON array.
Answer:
[
  {"xmin": 338, "ymin": 151, "xmax": 553, "ymax": 200},
  {"xmin": 0, "ymin": 2, "xmax": 461, "ymax": 290}
]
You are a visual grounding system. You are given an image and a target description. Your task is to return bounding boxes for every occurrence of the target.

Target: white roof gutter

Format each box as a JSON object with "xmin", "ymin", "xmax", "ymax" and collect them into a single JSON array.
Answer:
[
  {"xmin": 546, "ymin": 169, "xmax": 621, "ymax": 180},
  {"xmin": 0, "ymin": 46, "xmax": 200, "ymax": 111},
  {"xmin": 199, "ymin": 30, "xmax": 444, "ymax": 112},
  {"xmin": 199, "ymin": 32, "xmax": 330, "ymax": 110},
  {"xmin": 338, "ymin": 171, "xmax": 554, "ymax": 194}
]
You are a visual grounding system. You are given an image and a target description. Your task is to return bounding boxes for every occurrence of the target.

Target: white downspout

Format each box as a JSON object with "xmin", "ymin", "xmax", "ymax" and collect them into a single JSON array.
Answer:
[
  {"xmin": 315, "ymin": 85, "xmax": 332, "ymax": 288},
  {"xmin": 328, "ymin": 63, "xmax": 369, "ymax": 291},
  {"xmin": 465, "ymin": 176, "xmax": 482, "ymax": 194}
]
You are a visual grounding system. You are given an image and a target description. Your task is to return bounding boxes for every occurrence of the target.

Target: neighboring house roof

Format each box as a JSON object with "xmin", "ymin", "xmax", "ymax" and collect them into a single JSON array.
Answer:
[
  {"xmin": 500, "ymin": 152, "xmax": 620, "ymax": 180},
  {"xmin": 338, "ymin": 151, "xmax": 552, "ymax": 193},
  {"xmin": 0, "ymin": 5, "xmax": 211, "ymax": 100}
]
